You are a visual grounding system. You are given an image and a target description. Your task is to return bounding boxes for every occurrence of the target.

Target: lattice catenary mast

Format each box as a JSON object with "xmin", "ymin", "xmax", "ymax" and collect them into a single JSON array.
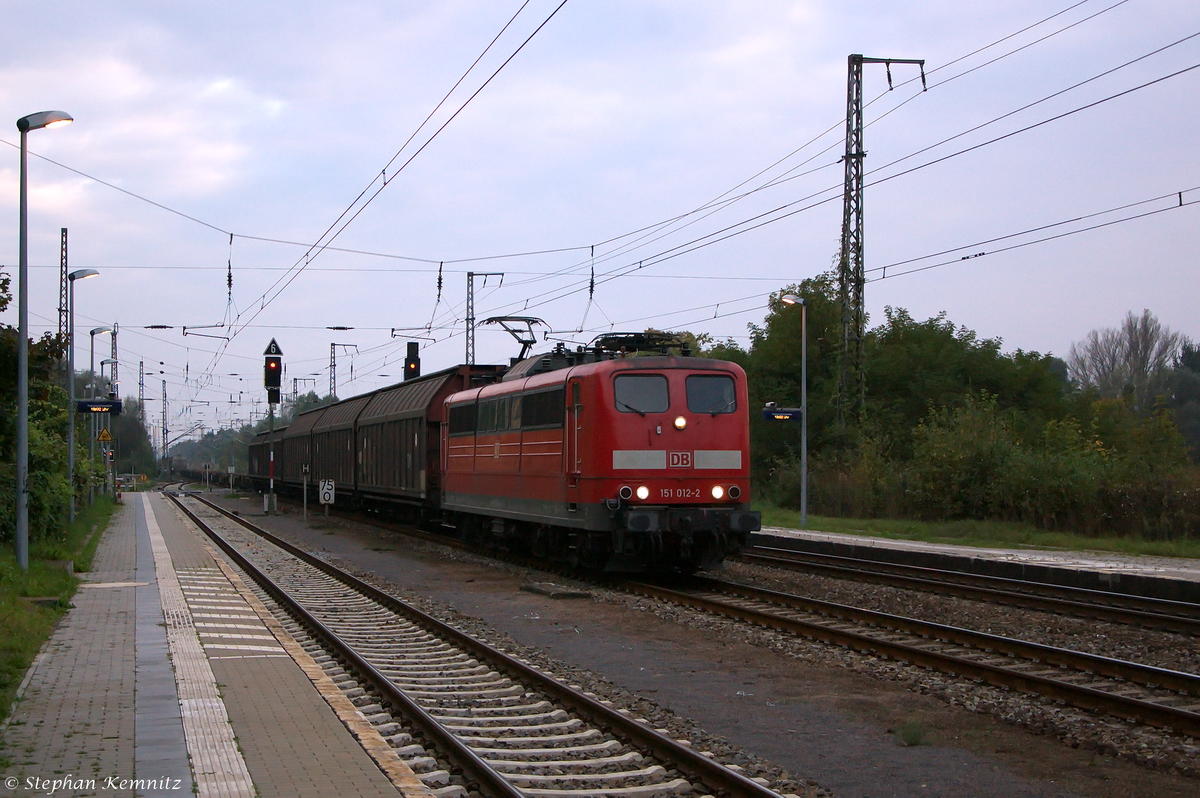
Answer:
[
  {"xmin": 465, "ymin": 272, "xmax": 503, "ymax": 366},
  {"xmin": 330, "ymin": 342, "xmax": 358, "ymax": 399},
  {"xmin": 837, "ymin": 54, "xmax": 924, "ymax": 424},
  {"xmin": 57, "ymin": 229, "xmax": 68, "ymax": 341}
]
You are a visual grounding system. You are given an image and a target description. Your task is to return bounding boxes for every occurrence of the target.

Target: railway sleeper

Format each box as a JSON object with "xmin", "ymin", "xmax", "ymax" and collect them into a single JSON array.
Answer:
[
  {"xmin": 393, "ymin": 744, "xmax": 429, "ymax": 757},
  {"xmin": 428, "ymin": 710, "xmax": 571, "ymax": 726},
  {"xmin": 338, "ymin": 623, "xmax": 430, "ymax": 634},
  {"xmin": 417, "ymin": 770, "xmax": 451, "ymax": 787},
  {"xmin": 404, "ymin": 755, "xmax": 442, "ymax": 773},
  {"xmin": 443, "ymin": 719, "xmax": 584, "ymax": 735},
  {"xmin": 404, "ymin": 685, "xmax": 525, "ymax": 699},
  {"xmin": 372, "ymin": 722, "xmax": 403, "ymax": 736},
  {"xmin": 456, "ymin": 729, "xmax": 605, "ymax": 748},
  {"xmin": 472, "ymin": 740, "xmax": 624, "ymax": 761},
  {"xmin": 425, "ymin": 694, "xmax": 534, "ymax": 709},
  {"xmin": 384, "ymin": 672, "xmax": 506, "ymax": 686},
  {"xmin": 338, "ymin": 636, "xmax": 448, "ymax": 648},
  {"xmin": 431, "ymin": 787, "xmax": 467, "ymax": 798},
  {"xmin": 372, "ymin": 651, "xmax": 475, "ymax": 664},
  {"xmin": 383, "ymin": 732, "xmax": 414, "ymax": 747},
  {"xmin": 518, "ymin": 778, "xmax": 692, "ymax": 797},
  {"xmin": 380, "ymin": 664, "xmax": 489, "ymax": 677},
  {"xmin": 505, "ymin": 765, "xmax": 669, "ymax": 786},
  {"xmin": 394, "ymin": 679, "xmax": 515, "ymax": 694},
  {"xmin": 343, "ymin": 642, "xmax": 456, "ymax": 655},
  {"xmin": 430, "ymin": 701, "xmax": 555, "ymax": 717},
  {"xmin": 485, "ymin": 752, "xmax": 646, "ymax": 772}
]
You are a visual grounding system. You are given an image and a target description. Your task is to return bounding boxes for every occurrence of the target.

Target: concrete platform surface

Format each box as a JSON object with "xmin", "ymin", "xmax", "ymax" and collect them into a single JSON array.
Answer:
[
  {"xmin": 1, "ymin": 493, "xmax": 423, "ymax": 798},
  {"xmin": 756, "ymin": 526, "xmax": 1200, "ymax": 601}
]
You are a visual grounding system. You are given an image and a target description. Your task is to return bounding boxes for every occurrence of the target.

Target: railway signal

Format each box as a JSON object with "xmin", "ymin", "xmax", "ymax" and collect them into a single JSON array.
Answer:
[
  {"xmin": 404, "ymin": 341, "xmax": 420, "ymax": 381},
  {"xmin": 264, "ymin": 338, "xmax": 283, "ymax": 404},
  {"xmin": 263, "ymin": 339, "xmax": 283, "ymax": 515}
]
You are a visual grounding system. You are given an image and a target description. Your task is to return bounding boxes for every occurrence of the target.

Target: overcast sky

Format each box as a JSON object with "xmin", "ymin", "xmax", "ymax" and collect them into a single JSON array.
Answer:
[{"xmin": 2, "ymin": 0, "xmax": 1197, "ymax": 442}]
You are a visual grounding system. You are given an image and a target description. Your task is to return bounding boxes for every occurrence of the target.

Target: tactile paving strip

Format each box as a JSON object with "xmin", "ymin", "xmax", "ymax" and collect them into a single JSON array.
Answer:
[{"xmin": 144, "ymin": 499, "xmax": 257, "ymax": 797}]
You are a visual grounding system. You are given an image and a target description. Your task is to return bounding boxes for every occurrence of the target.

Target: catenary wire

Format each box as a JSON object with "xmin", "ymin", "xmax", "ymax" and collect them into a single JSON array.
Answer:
[{"xmin": 0, "ymin": 1, "xmax": 1122, "ymax": 285}]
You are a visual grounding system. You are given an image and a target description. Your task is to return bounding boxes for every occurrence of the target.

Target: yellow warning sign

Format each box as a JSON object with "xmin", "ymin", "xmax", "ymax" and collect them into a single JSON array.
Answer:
[{"xmin": 97, "ymin": 428, "xmax": 113, "ymax": 443}]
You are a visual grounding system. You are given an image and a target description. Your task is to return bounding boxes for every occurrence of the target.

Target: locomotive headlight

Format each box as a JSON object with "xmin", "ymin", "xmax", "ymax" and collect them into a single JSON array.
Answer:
[
  {"xmin": 674, "ymin": 416, "xmax": 687, "ymax": 430},
  {"xmin": 711, "ymin": 485, "xmax": 725, "ymax": 500},
  {"xmin": 636, "ymin": 485, "xmax": 650, "ymax": 500},
  {"xmin": 619, "ymin": 485, "xmax": 633, "ymax": 500}
]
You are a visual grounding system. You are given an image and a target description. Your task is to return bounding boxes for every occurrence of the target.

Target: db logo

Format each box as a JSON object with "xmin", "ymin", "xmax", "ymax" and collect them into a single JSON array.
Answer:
[{"xmin": 669, "ymin": 451, "xmax": 693, "ymax": 468}]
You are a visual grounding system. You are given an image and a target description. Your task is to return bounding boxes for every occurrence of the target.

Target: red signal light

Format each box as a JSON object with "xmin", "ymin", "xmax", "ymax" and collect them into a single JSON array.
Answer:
[{"xmin": 264, "ymin": 355, "xmax": 282, "ymax": 388}]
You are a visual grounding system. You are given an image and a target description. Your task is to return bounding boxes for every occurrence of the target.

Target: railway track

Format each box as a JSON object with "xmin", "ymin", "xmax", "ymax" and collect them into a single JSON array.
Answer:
[
  {"xmin": 623, "ymin": 576, "xmax": 1200, "ymax": 739},
  {"xmin": 740, "ymin": 545, "xmax": 1200, "ymax": 636},
  {"xmin": 167, "ymin": 491, "xmax": 787, "ymax": 798}
]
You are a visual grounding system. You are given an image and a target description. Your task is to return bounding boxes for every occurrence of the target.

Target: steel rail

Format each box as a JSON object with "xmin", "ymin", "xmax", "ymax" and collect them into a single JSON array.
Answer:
[
  {"xmin": 621, "ymin": 576, "xmax": 1200, "ymax": 738},
  {"xmin": 739, "ymin": 544, "xmax": 1200, "ymax": 633},
  {"xmin": 167, "ymin": 492, "xmax": 526, "ymax": 798},
  {"xmin": 739, "ymin": 546, "xmax": 1200, "ymax": 635},
  {"xmin": 174, "ymin": 492, "xmax": 782, "ymax": 798}
]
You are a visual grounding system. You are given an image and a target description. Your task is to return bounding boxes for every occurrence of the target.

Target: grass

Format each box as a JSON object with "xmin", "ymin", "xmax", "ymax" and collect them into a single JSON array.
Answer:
[
  {"xmin": 0, "ymin": 497, "xmax": 116, "ymax": 723},
  {"xmin": 756, "ymin": 501, "xmax": 1200, "ymax": 560},
  {"xmin": 893, "ymin": 717, "xmax": 931, "ymax": 747}
]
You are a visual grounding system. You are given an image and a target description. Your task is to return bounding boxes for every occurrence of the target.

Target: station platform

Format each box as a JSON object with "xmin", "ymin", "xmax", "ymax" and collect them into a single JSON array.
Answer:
[
  {"xmin": 755, "ymin": 526, "xmax": 1200, "ymax": 603},
  {"xmin": 1, "ymin": 492, "xmax": 431, "ymax": 798}
]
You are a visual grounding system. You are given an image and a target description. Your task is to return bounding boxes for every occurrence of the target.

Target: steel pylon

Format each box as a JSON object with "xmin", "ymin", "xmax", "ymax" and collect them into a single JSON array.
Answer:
[{"xmin": 836, "ymin": 54, "xmax": 924, "ymax": 425}]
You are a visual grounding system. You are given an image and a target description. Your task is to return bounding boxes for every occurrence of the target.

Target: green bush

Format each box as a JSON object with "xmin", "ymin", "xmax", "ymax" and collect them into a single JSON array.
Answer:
[
  {"xmin": 765, "ymin": 394, "xmax": 1200, "ymax": 539},
  {"xmin": 907, "ymin": 394, "xmax": 1020, "ymax": 520}
]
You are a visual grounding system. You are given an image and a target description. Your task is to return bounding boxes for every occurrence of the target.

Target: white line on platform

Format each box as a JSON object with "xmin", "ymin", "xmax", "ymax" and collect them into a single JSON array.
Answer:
[{"xmin": 143, "ymin": 496, "xmax": 255, "ymax": 798}]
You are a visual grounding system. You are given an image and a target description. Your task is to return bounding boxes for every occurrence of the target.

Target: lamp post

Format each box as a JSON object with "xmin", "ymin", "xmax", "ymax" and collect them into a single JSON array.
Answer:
[
  {"xmin": 67, "ymin": 268, "xmax": 99, "ymax": 523},
  {"xmin": 781, "ymin": 294, "xmax": 808, "ymax": 527},
  {"xmin": 89, "ymin": 326, "xmax": 112, "ymax": 505},
  {"xmin": 16, "ymin": 110, "xmax": 73, "ymax": 570},
  {"xmin": 100, "ymin": 358, "xmax": 117, "ymax": 496}
]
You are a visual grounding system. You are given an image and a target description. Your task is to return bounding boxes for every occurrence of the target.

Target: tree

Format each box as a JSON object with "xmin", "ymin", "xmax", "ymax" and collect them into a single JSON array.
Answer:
[
  {"xmin": 287, "ymin": 390, "xmax": 334, "ymax": 421},
  {"xmin": 743, "ymin": 274, "xmax": 846, "ymax": 470},
  {"xmin": 1067, "ymin": 310, "xmax": 1181, "ymax": 411},
  {"xmin": 863, "ymin": 307, "xmax": 1068, "ymax": 458},
  {"xmin": 0, "ymin": 268, "xmax": 74, "ymax": 542},
  {"xmin": 1168, "ymin": 339, "xmax": 1200, "ymax": 462},
  {"xmin": 112, "ymin": 399, "xmax": 157, "ymax": 476}
]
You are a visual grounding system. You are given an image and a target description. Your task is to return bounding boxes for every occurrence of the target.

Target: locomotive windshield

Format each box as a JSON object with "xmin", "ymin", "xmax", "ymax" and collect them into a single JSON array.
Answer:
[
  {"xmin": 686, "ymin": 374, "xmax": 736, "ymax": 414},
  {"xmin": 614, "ymin": 374, "xmax": 669, "ymax": 414}
]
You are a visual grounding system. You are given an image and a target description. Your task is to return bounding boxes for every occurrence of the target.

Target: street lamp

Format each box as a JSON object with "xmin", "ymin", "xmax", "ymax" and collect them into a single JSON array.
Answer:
[
  {"xmin": 100, "ymin": 358, "xmax": 117, "ymax": 496},
  {"xmin": 16, "ymin": 110, "xmax": 73, "ymax": 570},
  {"xmin": 781, "ymin": 294, "xmax": 808, "ymax": 527},
  {"xmin": 100, "ymin": 358, "xmax": 118, "ymax": 397},
  {"xmin": 88, "ymin": 326, "xmax": 112, "ymax": 504},
  {"xmin": 66, "ymin": 268, "xmax": 99, "ymax": 523},
  {"xmin": 89, "ymin": 328, "xmax": 113, "ymax": 399}
]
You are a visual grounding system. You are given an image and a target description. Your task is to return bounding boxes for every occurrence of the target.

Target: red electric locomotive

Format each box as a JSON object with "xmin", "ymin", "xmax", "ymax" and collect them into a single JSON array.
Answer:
[
  {"xmin": 441, "ymin": 333, "xmax": 760, "ymax": 571},
  {"xmin": 248, "ymin": 332, "xmax": 759, "ymax": 572}
]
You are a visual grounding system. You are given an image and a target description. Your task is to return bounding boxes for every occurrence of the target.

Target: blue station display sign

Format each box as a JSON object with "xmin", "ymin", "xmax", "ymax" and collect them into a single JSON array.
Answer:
[
  {"xmin": 761, "ymin": 403, "xmax": 802, "ymax": 422},
  {"xmin": 77, "ymin": 400, "xmax": 122, "ymax": 415}
]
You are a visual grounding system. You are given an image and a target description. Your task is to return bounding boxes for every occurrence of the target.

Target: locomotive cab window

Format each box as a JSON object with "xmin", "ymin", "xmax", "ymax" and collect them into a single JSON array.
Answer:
[
  {"xmin": 521, "ymin": 388, "xmax": 565, "ymax": 429},
  {"xmin": 448, "ymin": 402, "xmax": 476, "ymax": 436},
  {"xmin": 686, "ymin": 374, "xmax": 736, "ymax": 414},
  {"xmin": 509, "ymin": 395, "xmax": 522, "ymax": 430},
  {"xmin": 478, "ymin": 400, "xmax": 496, "ymax": 433},
  {"xmin": 614, "ymin": 374, "xmax": 669, "ymax": 414}
]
